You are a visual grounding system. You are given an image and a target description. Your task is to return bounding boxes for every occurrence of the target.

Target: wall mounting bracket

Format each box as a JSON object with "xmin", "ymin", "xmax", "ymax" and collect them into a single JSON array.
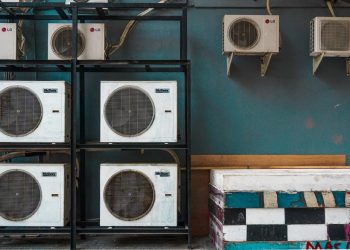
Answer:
[
  {"xmin": 261, "ymin": 53, "xmax": 273, "ymax": 77},
  {"xmin": 227, "ymin": 52, "xmax": 274, "ymax": 77},
  {"xmin": 226, "ymin": 52, "xmax": 234, "ymax": 76},
  {"xmin": 313, "ymin": 54, "xmax": 350, "ymax": 76},
  {"xmin": 313, "ymin": 53, "xmax": 324, "ymax": 75}
]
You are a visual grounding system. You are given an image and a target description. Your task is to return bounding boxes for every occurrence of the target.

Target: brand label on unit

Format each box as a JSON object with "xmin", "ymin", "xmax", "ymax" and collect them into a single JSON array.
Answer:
[
  {"xmin": 265, "ymin": 19, "xmax": 276, "ymax": 24},
  {"xmin": 1, "ymin": 27, "xmax": 13, "ymax": 32},
  {"xmin": 42, "ymin": 172, "xmax": 57, "ymax": 177},
  {"xmin": 155, "ymin": 171, "xmax": 170, "ymax": 177},
  {"xmin": 155, "ymin": 88, "xmax": 170, "ymax": 93},
  {"xmin": 43, "ymin": 88, "xmax": 58, "ymax": 93},
  {"xmin": 90, "ymin": 27, "xmax": 101, "ymax": 32}
]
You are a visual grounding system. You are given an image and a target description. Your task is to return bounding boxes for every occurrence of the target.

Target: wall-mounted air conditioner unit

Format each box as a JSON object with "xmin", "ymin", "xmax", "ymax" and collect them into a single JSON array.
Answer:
[
  {"xmin": 0, "ymin": 164, "xmax": 70, "ymax": 227},
  {"xmin": 223, "ymin": 15, "xmax": 280, "ymax": 54},
  {"xmin": 0, "ymin": 81, "xmax": 70, "ymax": 143},
  {"xmin": 310, "ymin": 17, "xmax": 350, "ymax": 75},
  {"xmin": 223, "ymin": 15, "xmax": 280, "ymax": 76},
  {"xmin": 100, "ymin": 164, "xmax": 177, "ymax": 226},
  {"xmin": 48, "ymin": 23, "xmax": 105, "ymax": 60},
  {"xmin": 100, "ymin": 81, "xmax": 177, "ymax": 143},
  {"xmin": 0, "ymin": 23, "xmax": 17, "ymax": 60}
]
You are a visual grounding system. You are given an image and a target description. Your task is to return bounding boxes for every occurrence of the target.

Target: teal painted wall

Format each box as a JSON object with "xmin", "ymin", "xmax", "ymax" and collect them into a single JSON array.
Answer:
[
  {"xmin": 189, "ymin": 6, "xmax": 350, "ymax": 155},
  {"xmin": 3, "ymin": 0, "xmax": 350, "ymax": 218}
]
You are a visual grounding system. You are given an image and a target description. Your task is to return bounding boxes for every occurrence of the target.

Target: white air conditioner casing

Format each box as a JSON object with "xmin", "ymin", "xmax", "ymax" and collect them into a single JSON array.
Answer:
[
  {"xmin": 48, "ymin": 23, "xmax": 105, "ymax": 60},
  {"xmin": 0, "ymin": 81, "xmax": 70, "ymax": 143},
  {"xmin": 65, "ymin": 0, "xmax": 108, "ymax": 4},
  {"xmin": 100, "ymin": 81, "xmax": 177, "ymax": 143},
  {"xmin": 310, "ymin": 17, "xmax": 350, "ymax": 57},
  {"xmin": 223, "ymin": 15, "xmax": 279, "ymax": 55},
  {"xmin": 0, "ymin": 164, "xmax": 70, "ymax": 227},
  {"xmin": 0, "ymin": 23, "xmax": 17, "ymax": 60},
  {"xmin": 100, "ymin": 164, "xmax": 177, "ymax": 227}
]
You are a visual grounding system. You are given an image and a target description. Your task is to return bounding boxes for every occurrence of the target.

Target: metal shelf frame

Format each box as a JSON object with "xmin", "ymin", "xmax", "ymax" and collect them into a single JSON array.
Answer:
[{"xmin": 0, "ymin": 1, "xmax": 191, "ymax": 250}]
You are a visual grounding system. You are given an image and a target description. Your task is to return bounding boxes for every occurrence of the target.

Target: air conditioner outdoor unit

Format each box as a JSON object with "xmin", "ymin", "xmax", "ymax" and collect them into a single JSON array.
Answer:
[
  {"xmin": 65, "ymin": 0, "xmax": 108, "ymax": 4},
  {"xmin": 0, "ymin": 164, "xmax": 70, "ymax": 227},
  {"xmin": 310, "ymin": 17, "xmax": 350, "ymax": 57},
  {"xmin": 0, "ymin": 23, "xmax": 17, "ymax": 60},
  {"xmin": 100, "ymin": 81, "xmax": 177, "ymax": 143},
  {"xmin": 0, "ymin": 81, "xmax": 70, "ymax": 143},
  {"xmin": 48, "ymin": 23, "xmax": 105, "ymax": 60},
  {"xmin": 100, "ymin": 164, "xmax": 177, "ymax": 227},
  {"xmin": 223, "ymin": 15, "xmax": 280, "ymax": 55}
]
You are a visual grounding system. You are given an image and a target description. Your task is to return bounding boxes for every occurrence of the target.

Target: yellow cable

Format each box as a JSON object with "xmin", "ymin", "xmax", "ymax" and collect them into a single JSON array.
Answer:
[{"xmin": 326, "ymin": 0, "xmax": 336, "ymax": 17}]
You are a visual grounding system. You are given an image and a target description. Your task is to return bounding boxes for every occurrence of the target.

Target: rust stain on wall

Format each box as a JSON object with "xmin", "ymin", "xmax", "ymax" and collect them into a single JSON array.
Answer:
[
  {"xmin": 332, "ymin": 134, "xmax": 343, "ymax": 145},
  {"xmin": 305, "ymin": 118, "xmax": 315, "ymax": 129}
]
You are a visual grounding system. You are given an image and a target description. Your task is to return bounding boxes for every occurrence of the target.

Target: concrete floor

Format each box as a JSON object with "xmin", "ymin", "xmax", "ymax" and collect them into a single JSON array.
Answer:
[{"xmin": 0, "ymin": 236, "xmax": 215, "ymax": 250}]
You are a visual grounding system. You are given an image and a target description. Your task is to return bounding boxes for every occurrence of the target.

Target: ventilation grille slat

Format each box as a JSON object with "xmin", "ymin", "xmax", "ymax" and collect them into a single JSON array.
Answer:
[
  {"xmin": 104, "ymin": 87, "xmax": 155, "ymax": 137},
  {"xmin": 52, "ymin": 26, "xmax": 85, "ymax": 59},
  {"xmin": 0, "ymin": 171, "xmax": 41, "ymax": 221},
  {"xmin": 320, "ymin": 20, "xmax": 350, "ymax": 51},
  {"xmin": 104, "ymin": 170, "xmax": 155, "ymax": 221},
  {"xmin": 230, "ymin": 18, "xmax": 259, "ymax": 50},
  {"xmin": 0, "ymin": 87, "xmax": 42, "ymax": 137}
]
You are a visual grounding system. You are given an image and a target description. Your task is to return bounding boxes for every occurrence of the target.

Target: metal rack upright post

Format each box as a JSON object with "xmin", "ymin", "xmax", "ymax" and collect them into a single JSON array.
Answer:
[{"xmin": 0, "ymin": 1, "xmax": 191, "ymax": 249}]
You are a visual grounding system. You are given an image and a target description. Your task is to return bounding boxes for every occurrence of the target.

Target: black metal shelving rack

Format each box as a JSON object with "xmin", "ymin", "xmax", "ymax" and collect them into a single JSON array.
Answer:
[{"xmin": 0, "ymin": 1, "xmax": 191, "ymax": 249}]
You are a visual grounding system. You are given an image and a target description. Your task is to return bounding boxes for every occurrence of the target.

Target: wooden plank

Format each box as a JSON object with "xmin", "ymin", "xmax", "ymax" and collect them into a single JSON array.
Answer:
[
  {"xmin": 192, "ymin": 155, "xmax": 347, "ymax": 168},
  {"xmin": 191, "ymin": 155, "xmax": 347, "ymax": 236},
  {"xmin": 191, "ymin": 166, "xmax": 349, "ymax": 170},
  {"xmin": 192, "ymin": 170, "xmax": 210, "ymax": 236}
]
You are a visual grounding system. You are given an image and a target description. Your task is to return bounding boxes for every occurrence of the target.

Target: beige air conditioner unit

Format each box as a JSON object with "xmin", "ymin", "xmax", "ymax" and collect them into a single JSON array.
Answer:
[
  {"xmin": 223, "ymin": 15, "xmax": 280, "ymax": 76},
  {"xmin": 310, "ymin": 17, "xmax": 350, "ymax": 75}
]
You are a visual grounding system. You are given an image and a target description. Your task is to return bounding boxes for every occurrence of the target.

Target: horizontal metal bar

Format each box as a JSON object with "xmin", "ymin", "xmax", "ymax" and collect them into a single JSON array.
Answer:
[
  {"xmin": 0, "ymin": 2, "xmax": 68, "ymax": 9},
  {"xmin": 0, "ymin": 61, "xmax": 189, "ymax": 72},
  {"xmin": 81, "ymin": 67, "xmax": 185, "ymax": 73},
  {"xmin": 0, "ymin": 14, "xmax": 182, "ymax": 21},
  {"xmin": 77, "ymin": 15, "xmax": 182, "ymax": 21},
  {"xmin": 0, "ymin": 67, "xmax": 71, "ymax": 72},
  {"xmin": 0, "ymin": 2, "xmax": 186, "ymax": 9},
  {"xmin": 0, "ymin": 227, "xmax": 71, "ymax": 235},
  {"xmin": 0, "ymin": 143, "xmax": 70, "ymax": 151},
  {"xmin": 72, "ymin": 3, "xmax": 187, "ymax": 9},
  {"xmin": 0, "ymin": 15, "xmax": 68, "ymax": 20},
  {"xmin": 0, "ymin": 67, "xmax": 185, "ymax": 73},
  {"xmin": 78, "ymin": 143, "xmax": 188, "ymax": 150},
  {"xmin": 78, "ymin": 60, "xmax": 190, "ymax": 65},
  {"xmin": 77, "ymin": 226, "xmax": 189, "ymax": 235},
  {"xmin": 0, "ymin": 60, "xmax": 71, "ymax": 65}
]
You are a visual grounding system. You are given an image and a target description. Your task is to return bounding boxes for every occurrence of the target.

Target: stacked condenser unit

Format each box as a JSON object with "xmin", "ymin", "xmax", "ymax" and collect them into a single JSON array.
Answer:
[
  {"xmin": 0, "ymin": 1, "xmax": 189, "ymax": 247},
  {"xmin": 0, "ymin": 81, "xmax": 71, "ymax": 227},
  {"xmin": 99, "ymin": 81, "xmax": 178, "ymax": 226}
]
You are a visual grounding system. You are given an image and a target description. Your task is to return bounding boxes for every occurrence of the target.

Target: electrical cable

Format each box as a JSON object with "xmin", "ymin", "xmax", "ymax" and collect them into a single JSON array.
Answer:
[
  {"xmin": 106, "ymin": 0, "xmax": 169, "ymax": 57},
  {"xmin": 266, "ymin": 0, "xmax": 273, "ymax": 15},
  {"xmin": 326, "ymin": 0, "xmax": 336, "ymax": 17}
]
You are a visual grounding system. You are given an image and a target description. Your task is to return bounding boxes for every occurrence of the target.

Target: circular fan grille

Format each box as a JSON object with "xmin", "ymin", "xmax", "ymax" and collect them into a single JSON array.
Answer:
[
  {"xmin": 52, "ymin": 26, "xmax": 85, "ymax": 59},
  {"xmin": 321, "ymin": 21, "xmax": 350, "ymax": 51},
  {"xmin": 104, "ymin": 170, "xmax": 155, "ymax": 221},
  {"xmin": 0, "ymin": 87, "xmax": 42, "ymax": 137},
  {"xmin": 104, "ymin": 87, "xmax": 155, "ymax": 137},
  {"xmin": 229, "ymin": 19, "xmax": 260, "ymax": 49},
  {"xmin": 0, "ymin": 171, "xmax": 41, "ymax": 221}
]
